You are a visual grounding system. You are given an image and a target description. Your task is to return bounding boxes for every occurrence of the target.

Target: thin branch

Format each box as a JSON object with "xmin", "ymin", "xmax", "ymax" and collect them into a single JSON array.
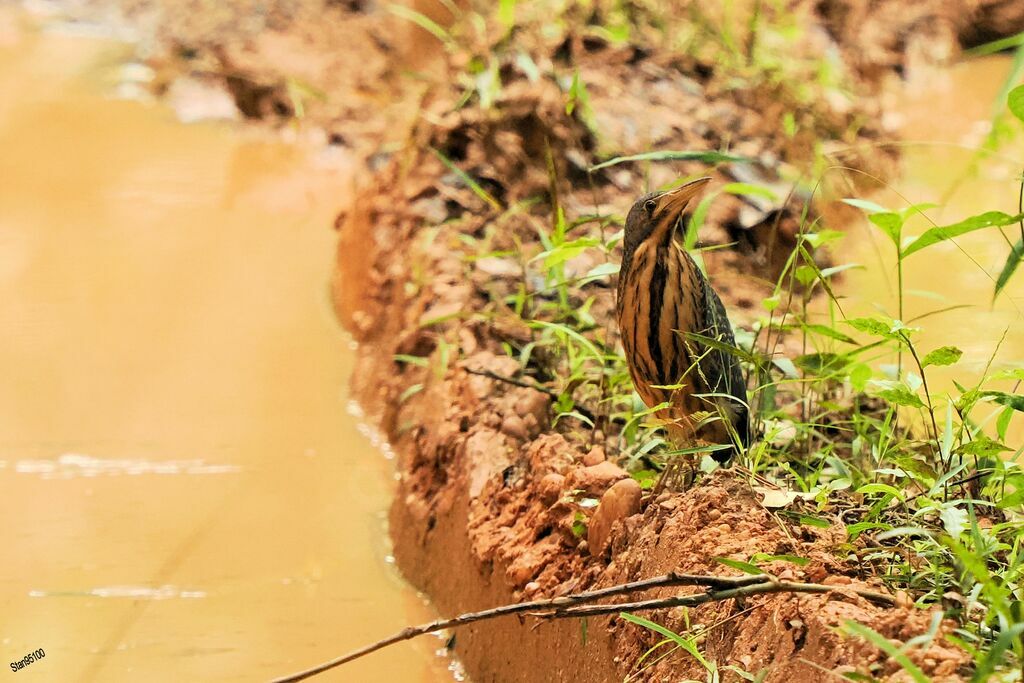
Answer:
[
  {"xmin": 464, "ymin": 366, "xmax": 599, "ymax": 423},
  {"xmin": 270, "ymin": 572, "xmax": 894, "ymax": 683},
  {"xmin": 529, "ymin": 579, "xmax": 894, "ymax": 620}
]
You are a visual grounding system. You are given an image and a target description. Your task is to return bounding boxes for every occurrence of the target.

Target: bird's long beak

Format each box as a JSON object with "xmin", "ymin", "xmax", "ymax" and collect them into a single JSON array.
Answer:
[
  {"xmin": 648, "ymin": 177, "xmax": 712, "ymax": 246},
  {"xmin": 654, "ymin": 177, "xmax": 712, "ymax": 219}
]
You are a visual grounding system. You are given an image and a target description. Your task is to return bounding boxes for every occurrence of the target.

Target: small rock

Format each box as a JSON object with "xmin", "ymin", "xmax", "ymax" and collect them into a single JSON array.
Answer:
[
  {"xmin": 538, "ymin": 473, "xmax": 565, "ymax": 506},
  {"xmin": 582, "ymin": 446, "xmax": 606, "ymax": 466},
  {"xmin": 515, "ymin": 391, "xmax": 550, "ymax": 422},
  {"xmin": 588, "ymin": 478, "xmax": 643, "ymax": 556},
  {"xmin": 475, "ymin": 256, "xmax": 522, "ymax": 277},
  {"xmin": 566, "ymin": 460, "xmax": 629, "ymax": 496},
  {"xmin": 501, "ymin": 414, "xmax": 529, "ymax": 440}
]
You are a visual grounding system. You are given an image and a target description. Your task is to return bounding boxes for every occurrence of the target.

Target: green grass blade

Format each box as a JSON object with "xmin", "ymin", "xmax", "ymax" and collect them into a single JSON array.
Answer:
[
  {"xmin": 994, "ymin": 237, "xmax": 1023, "ymax": 300},
  {"xmin": 619, "ymin": 613, "xmax": 712, "ymax": 671},
  {"xmin": 387, "ymin": 4, "xmax": 452, "ymax": 45},
  {"xmin": 842, "ymin": 621, "xmax": 931, "ymax": 683},
  {"xmin": 431, "ymin": 147, "xmax": 502, "ymax": 211},
  {"xmin": 588, "ymin": 150, "xmax": 749, "ymax": 172}
]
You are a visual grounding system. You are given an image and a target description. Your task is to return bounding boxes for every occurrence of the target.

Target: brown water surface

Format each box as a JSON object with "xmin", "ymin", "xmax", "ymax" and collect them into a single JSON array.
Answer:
[
  {"xmin": 835, "ymin": 56, "xmax": 1024, "ymax": 442},
  {"xmin": 0, "ymin": 18, "xmax": 449, "ymax": 683}
]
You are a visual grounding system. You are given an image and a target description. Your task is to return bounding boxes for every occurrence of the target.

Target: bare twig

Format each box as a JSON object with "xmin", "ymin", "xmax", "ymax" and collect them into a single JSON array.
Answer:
[
  {"xmin": 270, "ymin": 572, "xmax": 894, "ymax": 683},
  {"xmin": 464, "ymin": 366, "xmax": 599, "ymax": 423}
]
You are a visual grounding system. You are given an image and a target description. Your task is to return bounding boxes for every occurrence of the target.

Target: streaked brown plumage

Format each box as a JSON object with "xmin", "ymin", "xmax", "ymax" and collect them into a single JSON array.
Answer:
[{"xmin": 616, "ymin": 178, "xmax": 749, "ymax": 473}]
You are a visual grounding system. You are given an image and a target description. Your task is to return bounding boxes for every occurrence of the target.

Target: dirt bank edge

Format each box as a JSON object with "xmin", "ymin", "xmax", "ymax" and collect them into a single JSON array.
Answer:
[{"xmin": 332, "ymin": 150, "xmax": 968, "ymax": 681}]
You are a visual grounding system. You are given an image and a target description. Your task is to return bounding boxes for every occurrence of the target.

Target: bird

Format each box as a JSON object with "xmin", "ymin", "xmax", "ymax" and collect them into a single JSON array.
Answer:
[{"xmin": 616, "ymin": 177, "xmax": 749, "ymax": 486}]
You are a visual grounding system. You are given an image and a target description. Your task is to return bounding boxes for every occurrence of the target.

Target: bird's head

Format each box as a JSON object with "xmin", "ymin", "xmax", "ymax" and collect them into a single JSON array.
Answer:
[{"xmin": 623, "ymin": 177, "xmax": 712, "ymax": 255}]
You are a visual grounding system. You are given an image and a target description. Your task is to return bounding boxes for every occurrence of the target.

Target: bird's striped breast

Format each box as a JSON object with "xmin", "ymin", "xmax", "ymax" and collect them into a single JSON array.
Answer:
[{"xmin": 617, "ymin": 241, "xmax": 702, "ymax": 411}]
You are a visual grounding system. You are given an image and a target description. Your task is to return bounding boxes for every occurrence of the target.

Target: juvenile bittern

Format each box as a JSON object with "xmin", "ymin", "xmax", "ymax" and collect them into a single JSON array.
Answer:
[{"xmin": 616, "ymin": 178, "xmax": 749, "ymax": 484}]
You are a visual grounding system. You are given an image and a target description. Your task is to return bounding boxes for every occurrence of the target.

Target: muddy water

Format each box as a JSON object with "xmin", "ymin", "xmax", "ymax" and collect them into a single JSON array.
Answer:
[
  {"xmin": 0, "ymin": 21, "xmax": 450, "ymax": 683},
  {"xmin": 836, "ymin": 56, "xmax": 1024, "ymax": 440}
]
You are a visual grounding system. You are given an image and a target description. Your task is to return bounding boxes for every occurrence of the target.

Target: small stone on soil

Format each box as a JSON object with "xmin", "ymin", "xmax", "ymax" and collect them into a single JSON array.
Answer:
[
  {"xmin": 567, "ymin": 460, "xmax": 628, "ymax": 495},
  {"xmin": 582, "ymin": 445, "xmax": 605, "ymax": 466},
  {"xmin": 538, "ymin": 473, "xmax": 565, "ymax": 506},
  {"xmin": 588, "ymin": 478, "xmax": 642, "ymax": 556}
]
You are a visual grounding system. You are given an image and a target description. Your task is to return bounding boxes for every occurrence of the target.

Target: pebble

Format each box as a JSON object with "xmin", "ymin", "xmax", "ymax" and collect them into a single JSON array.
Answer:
[
  {"xmin": 538, "ymin": 473, "xmax": 565, "ymax": 506},
  {"xmin": 568, "ymin": 460, "xmax": 629, "ymax": 495},
  {"xmin": 582, "ymin": 446, "xmax": 606, "ymax": 466},
  {"xmin": 501, "ymin": 414, "xmax": 529, "ymax": 440},
  {"xmin": 515, "ymin": 391, "xmax": 549, "ymax": 421},
  {"xmin": 588, "ymin": 478, "xmax": 643, "ymax": 556}
]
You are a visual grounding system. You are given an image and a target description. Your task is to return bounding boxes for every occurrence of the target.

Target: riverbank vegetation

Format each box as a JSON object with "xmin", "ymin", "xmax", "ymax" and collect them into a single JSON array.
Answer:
[{"xmin": 377, "ymin": 2, "xmax": 1024, "ymax": 679}]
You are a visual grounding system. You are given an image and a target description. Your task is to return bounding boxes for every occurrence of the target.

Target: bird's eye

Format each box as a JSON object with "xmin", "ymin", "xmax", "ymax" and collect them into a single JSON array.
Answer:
[{"xmin": 644, "ymin": 199, "xmax": 658, "ymax": 214}]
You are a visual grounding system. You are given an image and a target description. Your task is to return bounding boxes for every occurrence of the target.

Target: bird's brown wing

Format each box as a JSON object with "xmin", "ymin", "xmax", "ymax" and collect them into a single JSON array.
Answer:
[{"xmin": 690, "ymin": 258, "xmax": 749, "ymax": 453}]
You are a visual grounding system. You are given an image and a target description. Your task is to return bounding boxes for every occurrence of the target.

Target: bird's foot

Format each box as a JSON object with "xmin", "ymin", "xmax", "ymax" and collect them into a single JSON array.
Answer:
[{"xmin": 654, "ymin": 456, "xmax": 698, "ymax": 493}]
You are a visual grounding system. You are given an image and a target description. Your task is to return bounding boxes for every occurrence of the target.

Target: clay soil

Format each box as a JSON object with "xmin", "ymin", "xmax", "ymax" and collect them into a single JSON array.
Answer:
[{"xmin": 84, "ymin": 0, "xmax": 1024, "ymax": 680}]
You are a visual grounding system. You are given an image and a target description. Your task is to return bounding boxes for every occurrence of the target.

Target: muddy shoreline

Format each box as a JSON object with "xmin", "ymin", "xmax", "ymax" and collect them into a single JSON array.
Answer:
[{"xmin": 66, "ymin": 0, "xmax": 1024, "ymax": 679}]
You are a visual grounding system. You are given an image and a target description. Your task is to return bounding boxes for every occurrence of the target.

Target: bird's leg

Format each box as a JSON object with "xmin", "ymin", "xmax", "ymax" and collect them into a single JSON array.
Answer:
[{"xmin": 655, "ymin": 450, "xmax": 698, "ymax": 493}]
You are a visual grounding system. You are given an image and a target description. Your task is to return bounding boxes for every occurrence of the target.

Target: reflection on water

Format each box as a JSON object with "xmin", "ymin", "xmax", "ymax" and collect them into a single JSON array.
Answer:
[
  {"xmin": 836, "ymin": 56, "xmax": 1023, "ymax": 442},
  {"xmin": 11, "ymin": 454, "xmax": 241, "ymax": 478},
  {"xmin": 0, "ymin": 16, "xmax": 448, "ymax": 683}
]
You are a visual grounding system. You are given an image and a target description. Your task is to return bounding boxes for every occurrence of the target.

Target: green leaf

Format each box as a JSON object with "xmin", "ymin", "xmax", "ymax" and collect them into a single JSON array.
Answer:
[
  {"xmin": 842, "ymin": 621, "xmax": 931, "ymax": 683},
  {"xmin": 877, "ymin": 386, "xmax": 926, "ymax": 409},
  {"xmin": 849, "ymin": 363, "xmax": 872, "ymax": 391},
  {"xmin": 619, "ymin": 613, "xmax": 711, "ymax": 670},
  {"xmin": 845, "ymin": 317, "xmax": 896, "ymax": 339},
  {"xmin": 1009, "ymin": 84, "xmax": 1024, "ymax": 123},
  {"xmin": 856, "ymin": 483, "xmax": 905, "ymax": 501},
  {"xmin": 802, "ymin": 323, "xmax": 857, "ymax": 344},
  {"xmin": 997, "ymin": 405, "xmax": 1014, "ymax": 441},
  {"xmin": 589, "ymin": 150, "xmax": 749, "ymax": 172},
  {"xmin": 387, "ymin": 4, "xmax": 452, "ymax": 44},
  {"xmin": 714, "ymin": 557, "xmax": 764, "ymax": 575},
  {"xmin": 939, "ymin": 505, "xmax": 969, "ymax": 538},
  {"xmin": 921, "ymin": 346, "xmax": 962, "ymax": 368},
  {"xmin": 982, "ymin": 391, "xmax": 1024, "ymax": 412},
  {"xmin": 846, "ymin": 521, "xmax": 892, "ymax": 539},
  {"xmin": 580, "ymin": 262, "xmax": 620, "ymax": 281},
  {"xmin": 842, "ymin": 198, "xmax": 888, "ymax": 214},
  {"xmin": 795, "ymin": 352, "xmax": 849, "ymax": 376},
  {"xmin": 901, "ymin": 211, "xmax": 1024, "ymax": 257},
  {"xmin": 797, "ymin": 515, "xmax": 831, "ymax": 529},
  {"xmin": 965, "ymin": 32, "xmax": 1024, "ymax": 58},
  {"xmin": 530, "ymin": 320, "xmax": 602, "ymax": 360},
  {"xmin": 398, "ymin": 382, "xmax": 424, "ymax": 403},
  {"xmin": 565, "ymin": 69, "xmax": 586, "ymax": 115},
  {"xmin": 750, "ymin": 553, "xmax": 810, "ymax": 567},
  {"xmin": 868, "ymin": 212, "xmax": 903, "ymax": 247},
  {"xmin": 721, "ymin": 182, "xmax": 778, "ymax": 200},
  {"xmin": 534, "ymin": 237, "xmax": 601, "ymax": 268},
  {"xmin": 994, "ymin": 237, "xmax": 1023, "ymax": 300}
]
